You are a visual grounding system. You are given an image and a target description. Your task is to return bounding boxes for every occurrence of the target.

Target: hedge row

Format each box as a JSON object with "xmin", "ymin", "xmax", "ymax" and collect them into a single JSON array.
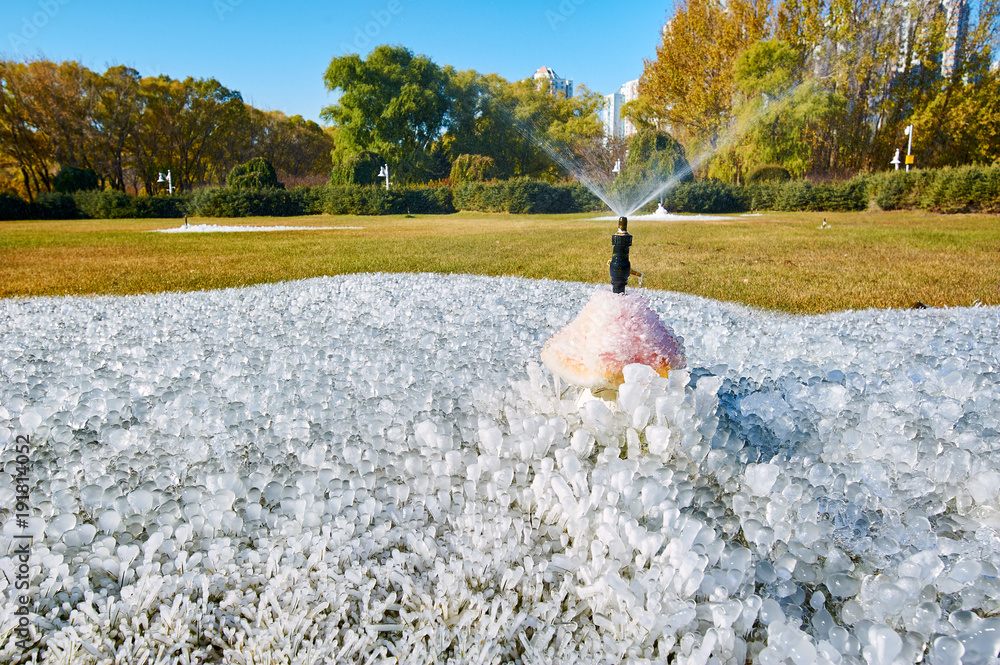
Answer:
[
  {"xmin": 661, "ymin": 164, "xmax": 1000, "ymax": 214},
  {"xmin": 453, "ymin": 179, "xmax": 603, "ymax": 214},
  {"xmin": 2, "ymin": 165, "xmax": 998, "ymax": 220},
  {"xmin": 0, "ymin": 186, "xmax": 457, "ymax": 220}
]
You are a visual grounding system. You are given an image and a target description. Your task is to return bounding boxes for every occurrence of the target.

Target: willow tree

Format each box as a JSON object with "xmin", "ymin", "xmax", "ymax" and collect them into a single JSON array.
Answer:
[{"xmin": 322, "ymin": 46, "xmax": 451, "ymax": 183}]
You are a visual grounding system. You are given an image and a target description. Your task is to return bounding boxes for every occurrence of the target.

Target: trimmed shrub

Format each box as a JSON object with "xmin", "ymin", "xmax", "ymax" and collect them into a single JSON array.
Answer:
[
  {"xmin": 227, "ymin": 157, "xmax": 284, "ymax": 192},
  {"xmin": 319, "ymin": 185, "xmax": 393, "ymax": 215},
  {"xmin": 665, "ymin": 180, "xmax": 747, "ymax": 213},
  {"xmin": 53, "ymin": 166, "xmax": 99, "ymax": 193},
  {"xmin": 34, "ymin": 193, "xmax": 80, "ymax": 219},
  {"xmin": 0, "ymin": 192, "xmax": 33, "ymax": 220},
  {"xmin": 746, "ymin": 165, "xmax": 792, "ymax": 183},
  {"xmin": 564, "ymin": 182, "xmax": 604, "ymax": 212},
  {"xmin": 396, "ymin": 186, "xmax": 455, "ymax": 214},
  {"xmin": 189, "ymin": 188, "xmax": 304, "ymax": 217},
  {"xmin": 453, "ymin": 180, "xmax": 603, "ymax": 214},
  {"xmin": 742, "ymin": 181, "xmax": 783, "ymax": 211}
]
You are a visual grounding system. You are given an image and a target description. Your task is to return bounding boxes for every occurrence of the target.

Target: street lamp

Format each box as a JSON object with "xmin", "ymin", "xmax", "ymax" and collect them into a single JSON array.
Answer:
[
  {"xmin": 903, "ymin": 125, "xmax": 914, "ymax": 172},
  {"xmin": 890, "ymin": 148, "xmax": 901, "ymax": 171},
  {"xmin": 612, "ymin": 159, "xmax": 621, "ymax": 174},
  {"xmin": 157, "ymin": 170, "xmax": 173, "ymax": 194},
  {"xmin": 377, "ymin": 164, "xmax": 389, "ymax": 190}
]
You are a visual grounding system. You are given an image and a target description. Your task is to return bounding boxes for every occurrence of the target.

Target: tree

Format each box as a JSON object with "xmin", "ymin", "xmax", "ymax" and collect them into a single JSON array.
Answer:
[
  {"xmin": 89, "ymin": 65, "xmax": 143, "ymax": 191},
  {"xmin": 723, "ymin": 40, "xmax": 845, "ymax": 179},
  {"xmin": 610, "ymin": 129, "xmax": 692, "ymax": 212},
  {"xmin": 227, "ymin": 157, "xmax": 283, "ymax": 191},
  {"xmin": 134, "ymin": 75, "xmax": 246, "ymax": 192},
  {"xmin": 638, "ymin": 0, "xmax": 772, "ymax": 161},
  {"xmin": 439, "ymin": 70, "xmax": 605, "ymax": 180},
  {"xmin": 322, "ymin": 46, "xmax": 451, "ymax": 183},
  {"xmin": 0, "ymin": 60, "xmax": 52, "ymax": 199},
  {"xmin": 53, "ymin": 166, "xmax": 99, "ymax": 193},
  {"xmin": 450, "ymin": 154, "xmax": 495, "ymax": 182},
  {"xmin": 331, "ymin": 150, "xmax": 385, "ymax": 186}
]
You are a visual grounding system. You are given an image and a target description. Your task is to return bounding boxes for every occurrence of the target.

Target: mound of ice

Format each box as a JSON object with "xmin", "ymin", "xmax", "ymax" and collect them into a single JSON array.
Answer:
[
  {"xmin": 153, "ymin": 224, "xmax": 362, "ymax": 233},
  {"xmin": 541, "ymin": 289, "xmax": 686, "ymax": 389},
  {"xmin": 1, "ymin": 273, "xmax": 999, "ymax": 664}
]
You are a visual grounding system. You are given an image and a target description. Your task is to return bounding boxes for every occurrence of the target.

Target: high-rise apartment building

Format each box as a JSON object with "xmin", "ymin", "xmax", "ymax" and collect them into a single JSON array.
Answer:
[
  {"xmin": 603, "ymin": 78, "xmax": 640, "ymax": 140},
  {"xmin": 533, "ymin": 66, "xmax": 573, "ymax": 98}
]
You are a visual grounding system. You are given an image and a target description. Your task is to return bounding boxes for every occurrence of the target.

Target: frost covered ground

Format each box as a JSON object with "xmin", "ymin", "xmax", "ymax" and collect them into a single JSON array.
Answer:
[
  {"xmin": 1, "ymin": 273, "xmax": 999, "ymax": 664},
  {"xmin": 153, "ymin": 224, "xmax": 363, "ymax": 233}
]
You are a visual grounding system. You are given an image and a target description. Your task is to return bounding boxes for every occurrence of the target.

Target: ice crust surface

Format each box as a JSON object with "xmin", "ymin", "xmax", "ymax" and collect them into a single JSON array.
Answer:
[
  {"xmin": 153, "ymin": 224, "xmax": 362, "ymax": 233},
  {"xmin": 1, "ymin": 272, "xmax": 1000, "ymax": 664}
]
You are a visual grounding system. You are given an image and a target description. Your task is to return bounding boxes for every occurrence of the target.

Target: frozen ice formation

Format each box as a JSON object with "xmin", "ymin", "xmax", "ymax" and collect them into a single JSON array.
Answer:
[
  {"xmin": 154, "ymin": 223, "xmax": 362, "ymax": 233},
  {"xmin": 1, "ymin": 273, "xmax": 999, "ymax": 664},
  {"xmin": 541, "ymin": 289, "xmax": 687, "ymax": 390}
]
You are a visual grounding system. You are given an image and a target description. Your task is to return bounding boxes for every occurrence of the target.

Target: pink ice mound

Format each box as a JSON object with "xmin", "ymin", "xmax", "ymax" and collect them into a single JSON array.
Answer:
[{"xmin": 541, "ymin": 290, "xmax": 686, "ymax": 390}]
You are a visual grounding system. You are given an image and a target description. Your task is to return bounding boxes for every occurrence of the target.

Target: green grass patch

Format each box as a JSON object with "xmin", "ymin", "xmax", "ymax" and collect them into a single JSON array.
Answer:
[{"xmin": 2, "ymin": 211, "xmax": 998, "ymax": 314}]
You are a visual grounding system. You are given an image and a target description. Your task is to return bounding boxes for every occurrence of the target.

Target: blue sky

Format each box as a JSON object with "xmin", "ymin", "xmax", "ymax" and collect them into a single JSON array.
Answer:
[{"xmin": 1, "ymin": 0, "xmax": 675, "ymax": 124}]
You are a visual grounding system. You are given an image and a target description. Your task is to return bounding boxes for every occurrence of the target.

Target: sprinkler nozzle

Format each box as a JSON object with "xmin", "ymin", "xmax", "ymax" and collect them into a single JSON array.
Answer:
[{"xmin": 610, "ymin": 216, "xmax": 632, "ymax": 294}]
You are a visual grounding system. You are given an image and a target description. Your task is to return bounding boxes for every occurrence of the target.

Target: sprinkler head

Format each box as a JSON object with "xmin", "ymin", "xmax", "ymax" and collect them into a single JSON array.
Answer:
[{"xmin": 610, "ymin": 216, "xmax": 632, "ymax": 294}]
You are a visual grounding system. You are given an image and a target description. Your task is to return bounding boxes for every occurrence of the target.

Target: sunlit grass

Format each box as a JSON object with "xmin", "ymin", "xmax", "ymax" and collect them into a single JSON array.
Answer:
[{"xmin": 1, "ymin": 211, "xmax": 998, "ymax": 313}]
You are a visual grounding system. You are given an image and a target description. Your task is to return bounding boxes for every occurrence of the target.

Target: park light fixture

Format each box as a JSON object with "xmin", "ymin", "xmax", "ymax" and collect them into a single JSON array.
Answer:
[
  {"xmin": 903, "ymin": 125, "xmax": 914, "ymax": 172},
  {"xmin": 377, "ymin": 164, "xmax": 389, "ymax": 190},
  {"xmin": 890, "ymin": 148, "xmax": 901, "ymax": 171},
  {"xmin": 612, "ymin": 159, "xmax": 621, "ymax": 174},
  {"xmin": 157, "ymin": 170, "xmax": 173, "ymax": 194}
]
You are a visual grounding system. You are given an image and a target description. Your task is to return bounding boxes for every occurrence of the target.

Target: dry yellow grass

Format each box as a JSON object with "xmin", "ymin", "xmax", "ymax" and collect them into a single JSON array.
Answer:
[{"xmin": 2, "ymin": 211, "xmax": 998, "ymax": 313}]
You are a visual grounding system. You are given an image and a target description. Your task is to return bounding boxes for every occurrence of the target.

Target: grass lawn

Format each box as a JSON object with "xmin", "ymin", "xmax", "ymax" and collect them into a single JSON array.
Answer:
[{"xmin": 1, "ymin": 210, "xmax": 998, "ymax": 314}]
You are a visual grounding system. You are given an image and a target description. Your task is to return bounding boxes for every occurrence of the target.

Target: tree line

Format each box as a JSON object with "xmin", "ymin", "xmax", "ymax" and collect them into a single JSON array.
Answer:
[
  {"xmin": 0, "ymin": 60, "xmax": 335, "ymax": 200},
  {"xmin": 634, "ymin": 0, "xmax": 1000, "ymax": 182},
  {"xmin": 321, "ymin": 45, "xmax": 606, "ymax": 186}
]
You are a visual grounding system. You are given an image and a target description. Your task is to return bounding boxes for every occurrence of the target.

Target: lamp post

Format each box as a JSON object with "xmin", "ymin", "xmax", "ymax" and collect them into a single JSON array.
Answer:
[
  {"xmin": 157, "ymin": 170, "xmax": 173, "ymax": 194},
  {"xmin": 904, "ymin": 125, "xmax": 914, "ymax": 172},
  {"xmin": 377, "ymin": 164, "xmax": 389, "ymax": 190}
]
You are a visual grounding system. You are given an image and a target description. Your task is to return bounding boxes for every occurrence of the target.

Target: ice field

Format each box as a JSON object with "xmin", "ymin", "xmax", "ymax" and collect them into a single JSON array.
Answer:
[
  {"xmin": 153, "ymin": 224, "xmax": 363, "ymax": 233},
  {"xmin": 1, "ymin": 272, "xmax": 1000, "ymax": 664}
]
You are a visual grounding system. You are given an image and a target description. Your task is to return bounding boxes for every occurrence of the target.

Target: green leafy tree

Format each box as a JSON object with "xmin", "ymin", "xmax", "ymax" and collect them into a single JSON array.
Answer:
[
  {"xmin": 322, "ymin": 46, "xmax": 451, "ymax": 183},
  {"xmin": 53, "ymin": 166, "xmax": 99, "ymax": 193},
  {"xmin": 723, "ymin": 40, "xmax": 845, "ymax": 179},
  {"xmin": 331, "ymin": 151, "xmax": 385, "ymax": 186},
  {"xmin": 227, "ymin": 157, "xmax": 283, "ymax": 191},
  {"xmin": 610, "ymin": 129, "xmax": 691, "ymax": 210},
  {"xmin": 450, "ymin": 154, "xmax": 495, "ymax": 183}
]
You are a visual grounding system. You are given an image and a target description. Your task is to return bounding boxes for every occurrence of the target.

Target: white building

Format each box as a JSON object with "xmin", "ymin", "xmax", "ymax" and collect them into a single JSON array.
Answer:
[
  {"xmin": 533, "ymin": 66, "xmax": 573, "ymax": 98},
  {"xmin": 602, "ymin": 78, "xmax": 640, "ymax": 140}
]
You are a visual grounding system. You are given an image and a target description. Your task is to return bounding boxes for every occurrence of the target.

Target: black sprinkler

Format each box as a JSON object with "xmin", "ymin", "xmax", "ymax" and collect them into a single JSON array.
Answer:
[{"xmin": 610, "ymin": 216, "xmax": 632, "ymax": 294}]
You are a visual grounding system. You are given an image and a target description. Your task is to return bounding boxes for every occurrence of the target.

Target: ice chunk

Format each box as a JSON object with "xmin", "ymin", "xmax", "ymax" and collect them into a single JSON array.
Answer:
[{"xmin": 744, "ymin": 463, "xmax": 781, "ymax": 496}]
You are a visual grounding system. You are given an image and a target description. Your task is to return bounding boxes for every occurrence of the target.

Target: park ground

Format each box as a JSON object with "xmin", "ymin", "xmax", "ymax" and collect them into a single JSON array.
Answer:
[{"xmin": 1, "ymin": 210, "xmax": 998, "ymax": 314}]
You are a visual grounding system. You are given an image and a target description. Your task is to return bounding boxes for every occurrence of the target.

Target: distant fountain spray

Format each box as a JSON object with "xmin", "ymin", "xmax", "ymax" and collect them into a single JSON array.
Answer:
[{"xmin": 526, "ymin": 84, "xmax": 804, "ymax": 394}]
